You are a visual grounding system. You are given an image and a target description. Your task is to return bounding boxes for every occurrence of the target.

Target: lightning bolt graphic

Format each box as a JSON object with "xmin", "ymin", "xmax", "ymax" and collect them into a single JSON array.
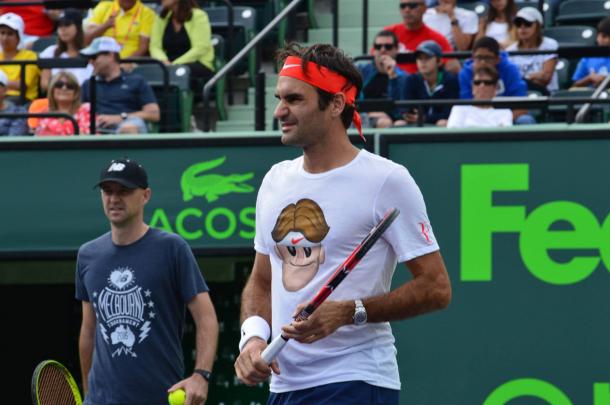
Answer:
[
  {"xmin": 139, "ymin": 321, "xmax": 151, "ymax": 343},
  {"xmin": 100, "ymin": 324, "xmax": 109, "ymax": 343}
]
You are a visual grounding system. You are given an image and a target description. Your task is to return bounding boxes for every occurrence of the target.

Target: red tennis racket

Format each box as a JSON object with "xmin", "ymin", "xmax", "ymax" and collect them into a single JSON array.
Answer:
[{"xmin": 261, "ymin": 207, "xmax": 400, "ymax": 363}]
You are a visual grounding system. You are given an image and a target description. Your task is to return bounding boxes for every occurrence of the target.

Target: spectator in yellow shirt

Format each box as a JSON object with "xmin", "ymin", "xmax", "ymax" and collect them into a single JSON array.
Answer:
[
  {"xmin": 0, "ymin": 12, "xmax": 39, "ymax": 102},
  {"xmin": 85, "ymin": 0, "xmax": 155, "ymax": 58}
]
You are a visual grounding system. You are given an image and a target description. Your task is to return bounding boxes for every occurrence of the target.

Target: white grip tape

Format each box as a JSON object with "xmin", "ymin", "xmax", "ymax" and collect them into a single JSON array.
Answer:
[{"xmin": 261, "ymin": 335, "xmax": 288, "ymax": 364}]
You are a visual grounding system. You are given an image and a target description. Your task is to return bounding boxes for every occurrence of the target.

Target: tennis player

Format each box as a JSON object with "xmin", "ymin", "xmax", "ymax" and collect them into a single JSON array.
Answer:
[
  {"xmin": 234, "ymin": 43, "xmax": 452, "ymax": 404},
  {"xmin": 76, "ymin": 158, "xmax": 218, "ymax": 405}
]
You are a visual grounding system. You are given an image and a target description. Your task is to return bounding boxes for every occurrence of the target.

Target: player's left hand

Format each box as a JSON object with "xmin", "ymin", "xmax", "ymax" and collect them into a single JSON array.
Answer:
[
  {"xmin": 281, "ymin": 300, "xmax": 354, "ymax": 344},
  {"xmin": 168, "ymin": 374, "xmax": 208, "ymax": 405}
]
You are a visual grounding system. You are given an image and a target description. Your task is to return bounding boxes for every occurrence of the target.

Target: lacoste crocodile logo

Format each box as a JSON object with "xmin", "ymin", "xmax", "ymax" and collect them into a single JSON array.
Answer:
[{"xmin": 181, "ymin": 157, "xmax": 255, "ymax": 203}]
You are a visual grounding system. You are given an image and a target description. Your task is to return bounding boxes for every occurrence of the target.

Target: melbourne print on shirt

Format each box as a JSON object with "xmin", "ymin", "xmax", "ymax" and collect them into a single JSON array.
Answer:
[{"xmin": 92, "ymin": 267, "xmax": 154, "ymax": 357}]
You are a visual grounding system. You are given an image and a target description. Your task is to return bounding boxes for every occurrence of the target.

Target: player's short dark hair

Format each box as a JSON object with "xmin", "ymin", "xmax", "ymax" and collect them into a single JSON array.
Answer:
[
  {"xmin": 474, "ymin": 65, "xmax": 499, "ymax": 83},
  {"xmin": 375, "ymin": 30, "xmax": 399, "ymax": 48},
  {"xmin": 598, "ymin": 16, "xmax": 610, "ymax": 36},
  {"xmin": 472, "ymin": 36, "xmax": 500, "ymax": 56},
  {"xmin": 276, "ymin": 42, "xmax": 363, "ymax": 130}
]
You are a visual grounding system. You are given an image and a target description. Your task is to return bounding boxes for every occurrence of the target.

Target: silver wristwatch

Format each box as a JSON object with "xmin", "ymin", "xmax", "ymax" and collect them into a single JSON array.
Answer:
[{"xmin": 353, "ymin": 299, "xmax": 367, "ymax": 325}]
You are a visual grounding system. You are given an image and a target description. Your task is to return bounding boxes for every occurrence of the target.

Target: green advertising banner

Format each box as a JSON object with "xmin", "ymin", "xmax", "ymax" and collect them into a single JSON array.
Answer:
[
  {"xmin": 0, "ymin": 134, "xmax": 370, "ymax": 256},
  {"xmin": 0, "ymin": 136, "xmax": 299, "ymax": 255},
  {"xmin": 382, "ymin": 132, "xmax": 610, "ymax": 405}
]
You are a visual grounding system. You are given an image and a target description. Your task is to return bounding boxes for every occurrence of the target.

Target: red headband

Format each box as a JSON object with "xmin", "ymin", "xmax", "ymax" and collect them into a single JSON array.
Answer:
[{"xmin": 279, "ymin": 56, "xmax": 363, "ymax": 141}]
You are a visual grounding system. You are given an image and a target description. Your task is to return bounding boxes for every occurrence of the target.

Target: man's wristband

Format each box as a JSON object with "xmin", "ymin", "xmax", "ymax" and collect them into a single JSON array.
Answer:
[
  {"xmin": 193, "ymin": 369, "xmax": 212, "ymax": 382},
  {"xmin": 238, "ymin": 315, "xmax": 270, "ymax": 352}
]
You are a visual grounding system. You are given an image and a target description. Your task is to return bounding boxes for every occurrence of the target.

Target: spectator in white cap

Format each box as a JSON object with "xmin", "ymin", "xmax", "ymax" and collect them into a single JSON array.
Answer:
[
  {"xmin": 39, "ymin": 9, "xmax": 94, "ymax": 92},
  {"xmin": 507, "ymin": 7, "xmax": 558, "ymax": 95},
  {"xmin": 0, "ymin": 2, "xmax": 60, "ymax": 48},
  {"xmin": 80, "ymin": 36, "xmax": 160, "ymax": 134},
  {"xmin": 0, "ymin": 69, "xmax": 28, "ymax": 135},
  {"xmin": 0, "ymin": 12, "xmax": 40, "ymax": 102}
]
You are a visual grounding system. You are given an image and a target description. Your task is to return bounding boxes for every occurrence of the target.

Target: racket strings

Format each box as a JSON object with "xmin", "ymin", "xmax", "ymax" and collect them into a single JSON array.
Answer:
[{"xmin": 37, "ymin": 366, "xmax": 78, "ymax": 405}]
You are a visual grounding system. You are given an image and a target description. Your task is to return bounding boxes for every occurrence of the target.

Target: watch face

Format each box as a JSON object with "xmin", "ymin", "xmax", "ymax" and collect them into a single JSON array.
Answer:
[{"xmin": 354, "ymin": 310, "xmax": 367, "ymax": 325}]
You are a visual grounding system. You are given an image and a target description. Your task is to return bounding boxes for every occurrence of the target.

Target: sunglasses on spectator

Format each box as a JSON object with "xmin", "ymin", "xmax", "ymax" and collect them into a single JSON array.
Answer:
[
  {"xmin": 374, "ymin": 43, "xmax": 395, "ymax": 50},
  {"xmin": 89, "ymin": 51, "xmax": 111, "ymax": 61},
  {"xmin": 54, "ymin": 80, "xmax": 77, "ymax": 90},
  {"xmin": 514, "ymin": 18, "xmax": 534, "ymax": 28},
  {"xmin": 400, "ymin": 2, "xmax": 422, "ymax": 9},
  {"xmin": 473, "ymin": 79, "xmax": 497, "ymax": 86},
  {"xmin": 473, "ymin": 55, "xmax": 496, "ymax": 62}
]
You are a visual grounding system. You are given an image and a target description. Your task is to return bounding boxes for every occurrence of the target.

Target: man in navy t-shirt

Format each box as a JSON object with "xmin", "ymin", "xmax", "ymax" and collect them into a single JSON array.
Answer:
[
  {"xmin": 80, "ymin": 37, "xmax": 160, "ymax": 134},
  {"xmin": 76, "ymin": 157, "xmax": 218, "ymax": 405}
]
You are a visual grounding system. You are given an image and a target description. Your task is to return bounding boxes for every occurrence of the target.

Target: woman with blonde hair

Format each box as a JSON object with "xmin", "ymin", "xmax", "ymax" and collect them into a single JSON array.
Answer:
[
  {"xmin": 35, "ymin": 72, "xmax": 90, "ymax": 136},
  {"xmin": 476, "ymin": 0, "xmax": 517, "ymax": 48}
]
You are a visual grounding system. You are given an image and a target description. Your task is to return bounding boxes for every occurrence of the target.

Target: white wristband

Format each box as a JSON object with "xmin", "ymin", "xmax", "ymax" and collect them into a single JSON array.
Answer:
[{"xmin": 238, "ymin": 316, "xmax": 271, "ymax": 352}]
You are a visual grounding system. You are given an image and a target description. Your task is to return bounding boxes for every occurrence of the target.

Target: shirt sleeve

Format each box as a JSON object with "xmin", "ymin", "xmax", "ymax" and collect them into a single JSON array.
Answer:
[
  {"xmin": 136, "ymin": 76, "xmax": 157, "ymax": 106},
  {"xmin": 81, "ymin": 79, "xmax": 90, "ymax": 102},
  {"xmin": 446, "ymin": 105, "xmax": 463, "ymax": 128},
  {"xmin": 459, "ymin": 67, "xmax": 473, "ymax": 98},
  {"xmin": 139, "ymin": 5, "xmax": 155, "ymax": 38},
  {"xmin": 39, "ymin": 45, "xmax": 55, "ymax": 58},
  {"xmin": 176, "ymin": 239, "xmax": 209, "ymax": 303},
  {"xmin": 505, "ymin": 64, "xmax": 527, "ymax": 96},
  {"xmin": 572, "ymin": 58, "xmax": 588, "ymax": 81},
  {"xmin": 149, "ymin": 15, "xmax": 169, "ymax": 62},
  {"xmin": 374, "ymin": 166, "xmax": 440, "ymax": 263},
  {"xmin": 88, "ymin": 2, "xmax": 110, "ymax": 26},
  {"xmin": 460, "ymin": 10, "xmax": 479, "ymax": 35},
  {"xmin": 253, "ymin": 171, "xmax": 272, "ymax": 255},
  {"xmin": 75, "ymin": 252, "xmax": 90, "ymax": 302}
]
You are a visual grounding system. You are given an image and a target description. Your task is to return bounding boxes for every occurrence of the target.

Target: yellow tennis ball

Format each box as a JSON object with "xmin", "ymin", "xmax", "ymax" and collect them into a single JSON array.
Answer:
[{"xmin": 168, "ymin": 389, "xmax": 186, "ymax": 405}]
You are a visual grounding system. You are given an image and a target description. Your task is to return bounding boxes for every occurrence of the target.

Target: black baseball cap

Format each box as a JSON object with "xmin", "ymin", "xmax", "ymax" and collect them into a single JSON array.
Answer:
[
  {"xmin": 95, "ymin": 158, "xmax": 149, "ymax": 189},
  {"xmin": 57, "ymin": 8, "xmax": 83, "ymax": 26}
]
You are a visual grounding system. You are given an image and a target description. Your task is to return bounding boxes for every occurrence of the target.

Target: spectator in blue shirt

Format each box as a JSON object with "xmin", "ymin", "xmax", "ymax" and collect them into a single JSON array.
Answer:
[
  {"xmin": 402, "ymin": 40, "xmax": 459, "ymax": 126},
  {"xmin": 571, "ymin": 17, "xmax": 610, "ymax": 88},
  {"xmin": 0, "ymin": 70, "xmax": 27, "ymax": 136},
  {"xmin": 459, "ymin": 36, "xmax": 535, "ymax": 125},
  {"xmin": 80, "ymin": 37, "xmax": 160, "ymax": 134},
  {"xmin": 357, "ymin": 30, "xmax": 408, "ymax": 128}
]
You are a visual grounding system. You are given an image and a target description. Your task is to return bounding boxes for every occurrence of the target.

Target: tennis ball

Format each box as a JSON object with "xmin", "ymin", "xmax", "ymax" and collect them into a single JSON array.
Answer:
[{"xmin": 168, "ymin": 388, "xmax": 186, "ymax": 405}]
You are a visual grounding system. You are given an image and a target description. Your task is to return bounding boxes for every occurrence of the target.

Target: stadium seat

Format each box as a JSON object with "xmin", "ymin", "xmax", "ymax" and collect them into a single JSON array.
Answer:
[
  {"xmin": 31, "ymin": 35, "xmax": 57, "ymax": 53},
  {"xmin": 554, "ymin": 58, "xmax": 571, "ymax": 90},
  {"xmin": 555, "ymin": 0, "xmax": 610, "ymax": 26},
  {"xmin": 547, "ymin": 88, "xmax": 605, "ymax": 122},
  {"xmin": 460, "ymin": 1, "xmax": 489, "ymax": 17},
  {"xmin": 203, "ymin": 6, "xmax": 257, "ymax": 84},
  {"xmin": 545, "ymin": 25, "xmax": 597, "ymax": 46},
  {"xmin": 132, "ymin": 64, "xmax": 193, "ymax": 133}
]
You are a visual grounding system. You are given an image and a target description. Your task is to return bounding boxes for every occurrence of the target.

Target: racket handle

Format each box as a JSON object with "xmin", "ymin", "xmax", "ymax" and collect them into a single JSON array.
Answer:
[{"xmin": 261, "ymin": 334, "xmax": 288, "ymax": 364}]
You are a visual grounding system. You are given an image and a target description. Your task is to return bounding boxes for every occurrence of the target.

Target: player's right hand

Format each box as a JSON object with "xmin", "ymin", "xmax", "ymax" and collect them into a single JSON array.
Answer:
[{"xmin": 234, "ymin": 338, "xmax": 280, "ymax": 385}]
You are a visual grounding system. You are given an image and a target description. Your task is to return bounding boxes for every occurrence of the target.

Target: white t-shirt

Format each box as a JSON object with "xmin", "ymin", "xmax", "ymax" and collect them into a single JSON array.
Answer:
[
  {"xmin": 39, "ymin": 45, "xmax": 94, "ymax": 85},
  {"xmin": 254, "ymin": 149, "xmax": 440, "ymax": 393},
  {"xmin": 423, "ymin": 7, "xmax": 478, "ymax": 49},
  {"xmin": 486, "ymin": 21, "xmax": 510, "ymax": 44},
  {"xmin": 507, "ymin": 37, "xmax": 559, "ymax": 92},
  {"xmin": 447, "ymin": 105, "xmax": 513, "ymax": 128}
]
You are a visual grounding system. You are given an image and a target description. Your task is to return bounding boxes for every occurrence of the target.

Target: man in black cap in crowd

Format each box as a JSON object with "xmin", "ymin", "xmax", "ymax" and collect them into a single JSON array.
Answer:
[
  {"xmin": 75, "ymin": 157, "xmax": 218, "ymax": 405},
  {"xmin": 401, "ymin": 40, "xmax": 459, "ymax": 127}
]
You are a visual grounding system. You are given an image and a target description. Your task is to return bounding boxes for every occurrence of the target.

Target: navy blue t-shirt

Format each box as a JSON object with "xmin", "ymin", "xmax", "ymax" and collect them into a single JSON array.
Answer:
[
  {"xmin": 75, "ymin": 228, "xmax": 208, "ymax": 405},
  {"xmin": 81, "ymin": 71, "xmax": 157, "ymax": 115}
]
